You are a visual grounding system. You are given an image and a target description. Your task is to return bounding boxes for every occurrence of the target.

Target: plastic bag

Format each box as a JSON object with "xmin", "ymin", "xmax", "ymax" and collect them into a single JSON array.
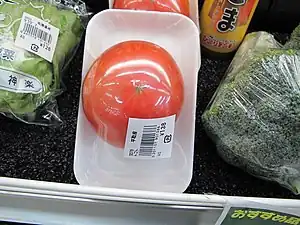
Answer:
[
  {"xmin": 202, "ymin": 24, "xmax": 300, "ymax": 194},
  {"xmin": 0, "ymin": 0, "xmax": 88, "ymax": 126}
]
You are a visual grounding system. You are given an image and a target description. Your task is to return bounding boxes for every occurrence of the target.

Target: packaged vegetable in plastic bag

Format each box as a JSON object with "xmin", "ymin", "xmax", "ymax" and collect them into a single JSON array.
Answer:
[
  {"xmin": 202, "ymin": 24, "xmax": 300, "ymax": 194},
  {"xmin": 0, "ymin": 0, "xmax": 88, "ymax": 125}
]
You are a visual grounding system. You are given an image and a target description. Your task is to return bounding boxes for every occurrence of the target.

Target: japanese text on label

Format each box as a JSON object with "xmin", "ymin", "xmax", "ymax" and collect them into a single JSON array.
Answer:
[
  {"xmin": 219, "ymin": 207, "xmax": 300, "ymax": 225},
  {"xmin": 203, "ymin": 34, "xmax": 235, "ymax": 49},
  {"xmin": 0, "ymin": 67, "xmax": 42, "ymax": 94},
  {"xmin": 217, "ymin": 0, "xmax": 246, "ymax": 33},
  {"xmin": 230, "ymin": 209, "xmax": 300, "ymax": 224},
  {"xmin": 0, "ymin": 0, "xmax": 17, "ymax": 5},
  {"xmin": 0, "ymin": 47, "xmax": 15, "ymax": 61},
  {"xmin": 124, "ymin": 115, "xmax": 176, "ymax": 159},
  {"xmin": 15, "ymin": 12, "xmax": 59, "ymax": 62}
]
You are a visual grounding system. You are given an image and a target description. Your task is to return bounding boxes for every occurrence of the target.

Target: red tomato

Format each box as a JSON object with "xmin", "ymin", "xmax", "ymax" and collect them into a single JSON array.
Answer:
[
  {"xmin": 113, "ymin": 0, "xmax": 190, "ymax": 17},
  {"xmin": 83, "ymin": 40, "xmax": 184, "ymax": 149}
]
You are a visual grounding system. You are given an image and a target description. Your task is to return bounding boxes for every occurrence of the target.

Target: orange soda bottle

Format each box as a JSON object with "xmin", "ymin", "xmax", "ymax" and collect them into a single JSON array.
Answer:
[{"xmin": 200, "ymin": 0, "xmax": 259, "ymax": 56}]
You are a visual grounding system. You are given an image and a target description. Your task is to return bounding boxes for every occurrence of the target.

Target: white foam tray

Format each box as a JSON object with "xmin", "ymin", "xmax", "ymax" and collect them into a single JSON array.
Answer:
[{"xmin": 74, "ymin": 9, "xmax": 200, "ymax": 193}]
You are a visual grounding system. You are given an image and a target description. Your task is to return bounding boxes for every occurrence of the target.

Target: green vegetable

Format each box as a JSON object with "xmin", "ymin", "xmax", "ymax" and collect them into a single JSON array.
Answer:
[
  {"xmin": 202, "ymin": 24, "xmax": 300, "ymax": 194},
  {"xmin": 284, "ymin": 24, "xmax": 300, "ymax": 50},
  {"xmin": 0, "ymin": 0, "xmax": 84, "ymax": 124}
]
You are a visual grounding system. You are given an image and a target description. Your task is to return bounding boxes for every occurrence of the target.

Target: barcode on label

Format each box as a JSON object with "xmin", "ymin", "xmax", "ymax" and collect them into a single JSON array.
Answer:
[
  {"xmin": 124, "ymin": 115, "xmax": 175, "ymax": 159},
  {"xmin": 23, "ymin": 22, "xmax": 52, "ymax": 44},
  {"xmin": 15, "ymin": 12, "xmax": 59, "ymax": 62},
  {"xmin": 139, "ymin": 125, "xmax": 158, "ymax": 157}
]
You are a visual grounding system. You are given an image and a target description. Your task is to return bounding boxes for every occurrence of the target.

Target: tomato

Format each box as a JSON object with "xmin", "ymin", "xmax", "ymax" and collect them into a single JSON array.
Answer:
[
  {"xmin": 113, "ymin": 0, "xmax": 190, "ymax": 17},
  {"xmin": 82, "ymin": 40, "xmax": 184, "ymax": 149}
]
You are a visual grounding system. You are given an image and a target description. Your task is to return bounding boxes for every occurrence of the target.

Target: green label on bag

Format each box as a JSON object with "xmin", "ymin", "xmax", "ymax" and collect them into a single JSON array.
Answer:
[{"xmin": 220, "ymin": 207, "xmax": 300, "ymax": 225}]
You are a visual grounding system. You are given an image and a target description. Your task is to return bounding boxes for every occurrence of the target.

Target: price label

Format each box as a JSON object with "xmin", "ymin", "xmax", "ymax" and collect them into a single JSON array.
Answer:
[
  {"xmin": 15, "ymin": 12, "xmax": 59, "ymax": 62},
  {"xmin": 124, "ymin": 115, "xmax": 176, "ymax": 159}
]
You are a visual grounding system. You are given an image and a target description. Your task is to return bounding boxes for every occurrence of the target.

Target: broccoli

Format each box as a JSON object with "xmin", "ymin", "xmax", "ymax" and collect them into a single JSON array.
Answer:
[
  {"xmin": 284, "ymin": 24, "xmax": 300, "ymax": 50},
  {"xmin": 202, "ymin": 24, "xmax": 300, "ymax": 194}
]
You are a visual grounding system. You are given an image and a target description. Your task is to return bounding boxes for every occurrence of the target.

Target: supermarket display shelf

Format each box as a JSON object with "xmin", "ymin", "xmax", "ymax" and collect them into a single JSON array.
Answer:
[
  {"xmin": 1, "ymin": 47, "xmax": 299, "ymax": 199},
  {"xmin": 0, "ymin": 177, "xmax": 300, "ymax": 225},
  {"xmin": 0, "ymin": 0, "xmax": 300, "ymax": 223}
]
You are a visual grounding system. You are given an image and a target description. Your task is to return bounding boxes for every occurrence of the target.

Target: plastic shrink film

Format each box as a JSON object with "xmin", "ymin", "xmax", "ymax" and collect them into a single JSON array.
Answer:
[
  {"xmin": 202, "ymin": 24, "xmax": 300, "ymax": 194},
  {"xmin": 0, "ymin": 0, "xmax": 89, "ymax": 125}
]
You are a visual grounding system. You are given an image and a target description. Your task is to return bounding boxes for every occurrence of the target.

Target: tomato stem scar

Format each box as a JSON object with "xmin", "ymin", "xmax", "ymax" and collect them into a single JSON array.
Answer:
[{"xmin": 135, "ymin": 86, "xmax": 144, "ymax": 94}]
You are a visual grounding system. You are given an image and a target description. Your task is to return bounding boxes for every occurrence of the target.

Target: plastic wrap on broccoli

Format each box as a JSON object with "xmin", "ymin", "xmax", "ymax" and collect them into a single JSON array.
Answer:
[
  {"xmin": 202, "ymin": 24, "xmax": 300, "ymax": 194},
  {"xmin": 284, "ymin": 25, "xmax": 300, "ymax": 50}
]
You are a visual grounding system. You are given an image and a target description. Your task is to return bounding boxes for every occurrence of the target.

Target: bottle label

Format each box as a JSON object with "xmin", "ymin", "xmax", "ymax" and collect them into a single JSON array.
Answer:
[
  {"xmin": 209, "ymin": 0, "xmax": 257, "ymax": 29},
  {"xmin": 201, "ymin": 0, "xmax": 259, "ymax": 53}
]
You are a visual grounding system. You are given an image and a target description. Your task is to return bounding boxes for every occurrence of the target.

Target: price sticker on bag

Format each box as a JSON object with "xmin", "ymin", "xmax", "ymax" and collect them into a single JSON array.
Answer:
[
  {"xmin": 124, "ymin": 115, "xmax": 176, "ymax": 159},
  {"xmin": 15, "ymin": 12, "xmax": 59, "ymax": 62}
]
